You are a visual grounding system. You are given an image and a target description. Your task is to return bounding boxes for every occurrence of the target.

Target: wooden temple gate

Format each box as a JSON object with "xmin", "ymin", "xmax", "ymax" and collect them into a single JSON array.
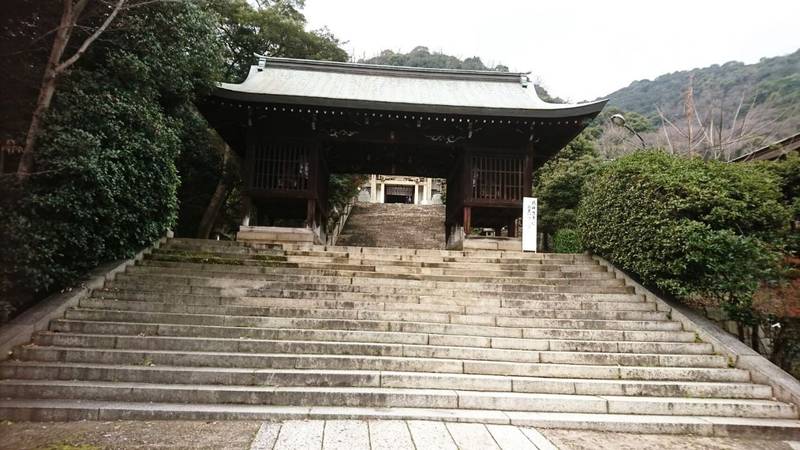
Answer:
[{"xmin": 200, "ymin": 57, "xmax": 605, "ymax": 246}]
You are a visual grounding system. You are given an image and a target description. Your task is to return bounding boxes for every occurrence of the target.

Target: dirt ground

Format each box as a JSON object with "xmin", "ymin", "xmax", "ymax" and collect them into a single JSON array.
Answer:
[
  {"xmin": 0, "ymin": 421, "xmax": 261, "ymax": 450},
  {"xmin": 542, "ymin": 429, "xmax": 800, "ymax": 450}
]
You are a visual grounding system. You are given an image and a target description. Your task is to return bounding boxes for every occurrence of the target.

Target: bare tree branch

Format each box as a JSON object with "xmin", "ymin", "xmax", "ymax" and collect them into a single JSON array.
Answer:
[{"xmin": 55, "ymin": 0, "xmax": 127, "ymax": 74}]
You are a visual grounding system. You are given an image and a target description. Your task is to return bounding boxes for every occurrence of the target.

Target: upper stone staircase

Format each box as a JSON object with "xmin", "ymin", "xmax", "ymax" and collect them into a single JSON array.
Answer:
[
  {"xmin": 1, "ymin": 238, "xmax": 799, "ymax": 436},
  {"xmin": 336, "ymin": 203, "xmax": 445, "ymax": 249}
]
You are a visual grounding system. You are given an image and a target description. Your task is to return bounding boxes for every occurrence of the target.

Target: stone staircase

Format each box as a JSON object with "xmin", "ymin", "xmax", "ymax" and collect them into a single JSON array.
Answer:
[
  {"xmin": 336, "ymin": 203, "xmax": 445, "ymax": 249},
  {"xmin": 1, "ymin": 238, "xmax": 799, "ymax": 436}
]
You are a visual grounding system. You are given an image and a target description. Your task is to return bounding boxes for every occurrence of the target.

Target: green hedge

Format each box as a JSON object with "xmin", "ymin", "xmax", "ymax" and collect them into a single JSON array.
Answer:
[
  {"xmin": 0, "ymin": 2, "xmax": 222, "ymax": 303},
  {"xmin": 553, "ymin": 229, "xmax": 582, "ymax": 253},
  {"xmin": 578, "ymin": 151, "xmax": 789, "ymax": 319}
]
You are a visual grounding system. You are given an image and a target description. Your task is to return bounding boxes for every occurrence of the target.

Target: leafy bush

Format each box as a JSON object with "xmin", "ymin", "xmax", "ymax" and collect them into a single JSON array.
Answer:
[
  {"xmin": 553, "ymin": 229, "xmax": 582, "ymax": 253},
  {"xmin": 0, "ymin": 2, "xmax": 222, "ymax": 305},
  {"xmin": 326, "ymin": 174, "xmax": 367, "ymax": 234},
  {"xmin": 533, "ymin": 135, "xmax": 603, "ymax": 241},
  {"xmin": 578, "ymin": 151, "xmax": 789, "ymax": 321},
  {"xmin": 761, "ymin": 153, "xmax": 800, "ymax": 255}
]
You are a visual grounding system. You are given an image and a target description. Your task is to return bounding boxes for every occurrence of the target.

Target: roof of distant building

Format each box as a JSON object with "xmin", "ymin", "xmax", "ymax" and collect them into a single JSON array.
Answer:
[{"xmin": 730, "ymin": 132, "xmax": 800, "ymax": 162}]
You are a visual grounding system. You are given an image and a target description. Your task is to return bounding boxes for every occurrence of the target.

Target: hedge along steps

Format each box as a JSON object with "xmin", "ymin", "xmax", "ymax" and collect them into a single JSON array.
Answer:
[{"xmin": 1, "ymin": 238, "xmax": 799, "ymax": 435}]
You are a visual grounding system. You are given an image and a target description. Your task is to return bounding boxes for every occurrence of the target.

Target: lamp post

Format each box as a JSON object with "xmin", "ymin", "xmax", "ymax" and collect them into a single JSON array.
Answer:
[{"xmin": 610, "ymin": 113, "xmax": 647, "ymax": 150}]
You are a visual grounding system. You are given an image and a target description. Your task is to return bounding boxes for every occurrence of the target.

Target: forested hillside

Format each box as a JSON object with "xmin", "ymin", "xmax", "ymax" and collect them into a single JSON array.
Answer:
[{"xmin": 599, "ymin": 49, "xmax": 799, "ymax": 159}]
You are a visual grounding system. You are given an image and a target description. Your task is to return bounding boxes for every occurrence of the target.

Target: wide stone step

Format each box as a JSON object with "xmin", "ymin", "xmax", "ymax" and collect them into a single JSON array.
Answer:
[
  {"xmin": 109, "ymin": 275, "xmax": 627, "ymax": 294},
  {"xmin": 114, "ymin": 271, "xmax": 617, "ymax": 294},
  {"xmin": 32, "ymin": 333, "xmax": 541, "ymax": 364},
  {"xmin": 0, "ymin": 380, "xmax": 792, "ymax": 418},
  {"xmin": 3, "ymin": 399, "xmax": 800, "ymax": 436},
  {"xmin": 131, "ymin": 262, "xmax": 610, "ymax": 286},
  {"xmin": 144, "ymin": 255, "xmax": 608, "ymax": 276},
  {"xmin": 81, "ymin": 296, "xmax": 674, "ymax": 329},
  {"xmin": 63, "ymin": 308, "xmax": 685, "ymax": 337},
  {"xmin": 99, "ymin": 281, "xmax": 630, "ymax": 303},
  {"xmin": 79, "ymin": 297, "xmax": 670, "ymax": 322},
  {"xmin": 164, "ymin": 240, "xmax": 591, "ymax": 262},
  {"xmin": 187, "ymin": 293, "xmax": 656, "ymax": 314},
  {"xmin": 58, "ymin": 307, "xmax": 699, "ymax": 342},
  {"xmin": 0, "ymin": 362, "xmax": 768, "ymax": 399},
  {"xmin": 94, "ymin": 288, "xmax": 639, "ymax": 311},
  {"xmin": 282, "ymin": 249, "xmax": 595, "ymax": 264},
  {"xmin": 121, "ymin": 269, "xmax": 617, "ymax": 296},
  {"xmin": 49, "ymin": 319, "xmax": 712, "ymax": 354},
  {"xmin": 156, "ymin": 248, "xmax": 599, "ymax": 270},
  {"xmin": 10, "ymin": 346, "xmax": 748, "ymax": 381},
  {"xmin": 30, "ymin": 332, "xmax": 726, "ymax": 367}
]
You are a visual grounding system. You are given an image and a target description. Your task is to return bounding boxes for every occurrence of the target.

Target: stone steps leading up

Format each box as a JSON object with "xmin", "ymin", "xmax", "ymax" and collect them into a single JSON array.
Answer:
[
  {"xmin": 3, "ymin": 400, "xmax": 800, "ymax": 437},
  {"xmin": 60, "ymin": 308, "xmax": 689, "ymax": 337},
  {"xmin": 142, "ymin": 256, "xmax": 612, "ymax": 279},
  {"xmin": 11, "ymin": 346, "xmax": 748, "ymax": 382},
  {"xmin": 2, "ymin": 237, "xmax": 798, "ymax": 435},
  {"xmin": 48, "ymin": 319, "xmax": 711, "ymax": 354},
  {"xmin": 336, "ymin": 203, "xmax": 445, "ymax": 250},
  {"xmin": 79, "ymin": 297, "xmax": 671, "ymax": 321},
  {"xmin": 0, "ymin": 363, "xmax": 768, "ymax": 398},
  {"xmin": 1, "ymin": 380, "xmax": 794, "ymax": 418},
  {"xmin": 29, "ymin": 332, "xmax": 727, "ymax": 368},
  {"xmin": 134, "ymin": 264, "xmax": 610, "ymax": 288}
]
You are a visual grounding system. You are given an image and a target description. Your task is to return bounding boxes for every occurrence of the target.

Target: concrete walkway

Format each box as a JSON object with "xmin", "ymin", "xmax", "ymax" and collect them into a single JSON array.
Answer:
[{"xmin": 251, "ymin": 420, "xmax": 555, "ymax": 450}]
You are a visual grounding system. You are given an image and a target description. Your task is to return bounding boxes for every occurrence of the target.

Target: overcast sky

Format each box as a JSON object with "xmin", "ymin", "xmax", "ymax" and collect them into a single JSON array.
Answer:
[{"xmin": 303, "ymin": 0, "xmax": 799, "ymax": 102}]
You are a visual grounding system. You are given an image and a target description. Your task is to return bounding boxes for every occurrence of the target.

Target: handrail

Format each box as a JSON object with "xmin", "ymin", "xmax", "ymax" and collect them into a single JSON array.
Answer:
[{"xmin": 326, "ymin": 197, "xmax": 357, "ymax": 246}]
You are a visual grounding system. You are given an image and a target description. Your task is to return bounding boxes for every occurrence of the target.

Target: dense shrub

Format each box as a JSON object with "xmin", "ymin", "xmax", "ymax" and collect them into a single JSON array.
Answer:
[
  {"xmin": 533, "ymin": 135, "xmax": 602, "ymax": 237},
  {"xmin": 0, "ymin": 2, "xmax": 222, "ymax": 309},
  {"xmin": 578, "ymin": 151, "xmax": 790, "ymax": 320},
  {"xmin": 761, "ymin": 153, "xmax": 800, "ymax": 255},
  {"xmin": 553, "ymin": 229, "xmax": 582, "ymax": 254},
  {"xmin": 326, "ymin": 174, "xmax": 367, "ymax": 234}
]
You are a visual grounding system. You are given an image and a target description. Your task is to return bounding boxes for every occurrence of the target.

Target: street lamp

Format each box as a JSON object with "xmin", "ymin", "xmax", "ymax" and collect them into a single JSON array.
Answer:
[{"xmin": 610, "ymin": 113, "xmax": 647, "ymax": 150}]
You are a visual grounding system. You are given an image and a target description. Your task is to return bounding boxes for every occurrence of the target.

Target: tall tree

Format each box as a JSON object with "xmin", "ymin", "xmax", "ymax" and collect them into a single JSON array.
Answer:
[
  {"xmin": 182, "ymin": 0, "xmax": 349, "ymax": 238},
  {"xmin": 16, "ymin": 0, "xmax": 160, "ymax": 177},
  {"xmin": 1, "ymin": 1, "xmax": 223, "ymax": 316}
]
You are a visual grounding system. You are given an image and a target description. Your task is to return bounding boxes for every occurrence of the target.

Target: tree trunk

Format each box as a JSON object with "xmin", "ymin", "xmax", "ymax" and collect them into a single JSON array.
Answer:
[
  {"xmin": 18, "ymin": 0, "xmax": 127, "ymax": 176},
  {"xmin": 196, "ymin": 141, "xmax": 238, "ymax": 239},
  {"xmin": 751, "ymin": 324, "xmax": 760, "ymax": 354},
  {"xmin": 17, "ymin": 1, "xmax": 75, "ymax": 176},
  {"xmin": 196, "ymin": 178, "xmax": 229, "ymax": 239}
]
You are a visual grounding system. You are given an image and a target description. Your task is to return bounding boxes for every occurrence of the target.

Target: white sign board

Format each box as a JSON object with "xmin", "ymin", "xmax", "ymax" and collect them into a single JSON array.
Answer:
[{"xmin": 522, "ymin": 197, "xmax": 537, "ymax": 252}]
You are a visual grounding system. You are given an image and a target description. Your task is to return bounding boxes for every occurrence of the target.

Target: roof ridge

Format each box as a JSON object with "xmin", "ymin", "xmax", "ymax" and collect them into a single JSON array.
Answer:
[{"xmin": 257, "ymin": 56, "xmax": 529, "ymax": 83}]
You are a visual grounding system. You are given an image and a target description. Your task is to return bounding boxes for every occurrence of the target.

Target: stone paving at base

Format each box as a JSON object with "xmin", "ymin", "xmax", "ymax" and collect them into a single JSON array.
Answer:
[{"xmin": 251, "ymin": 420, "xmax": 556, "ymax": 450}]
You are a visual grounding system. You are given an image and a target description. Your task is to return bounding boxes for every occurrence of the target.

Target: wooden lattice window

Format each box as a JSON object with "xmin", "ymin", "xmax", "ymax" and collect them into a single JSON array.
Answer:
[
  {"xmin": 250, "ymin": 141, "xmax": 310, "ymax": 191},
  {"xmin": 470, "ymin": 154, "xmax": 524, "ymax": 201}
]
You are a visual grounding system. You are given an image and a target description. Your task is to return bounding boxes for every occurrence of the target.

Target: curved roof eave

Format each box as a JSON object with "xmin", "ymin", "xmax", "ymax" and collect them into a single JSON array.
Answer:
[{"xmin": 211, "ymin": 87, "xmax": 608, "ymax": 119}]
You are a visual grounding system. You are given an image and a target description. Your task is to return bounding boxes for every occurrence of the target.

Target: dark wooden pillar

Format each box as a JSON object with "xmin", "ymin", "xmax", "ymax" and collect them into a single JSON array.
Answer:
[
  {"xmin": 463, "ymin": 206, "xmax": 471, "ymax": 234},
  {"xmin": 524, "ymin": 145, "xmax": 535, "ymax": 196}
]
